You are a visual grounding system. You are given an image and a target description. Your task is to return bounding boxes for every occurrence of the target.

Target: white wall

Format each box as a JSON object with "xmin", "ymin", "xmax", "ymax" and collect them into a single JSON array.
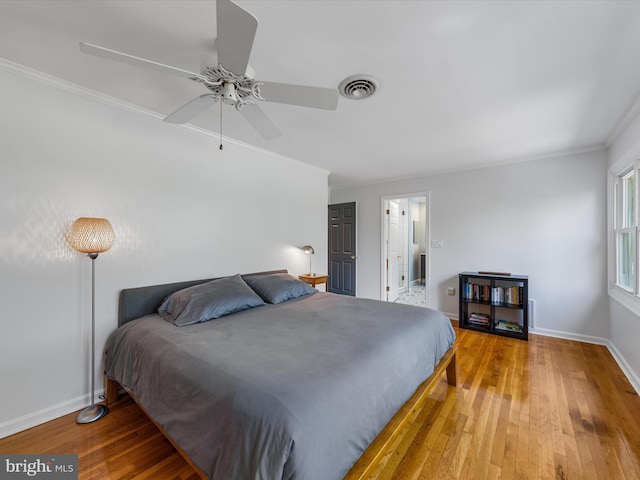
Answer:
[
  {"xmin": 0, "ymin": 62, "xmax": 328, "ymax": 437},
  {"xmin": 608, "ymin": 107, "xmax": 640, "ymax": 388},
  {"xmin": 330, "ymin": 150, "xmax": 609, "ymax": 339}
]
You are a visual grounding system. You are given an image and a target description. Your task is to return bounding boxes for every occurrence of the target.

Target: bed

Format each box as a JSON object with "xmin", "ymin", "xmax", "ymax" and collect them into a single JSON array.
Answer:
[{"xmin": 104, "ymin": 270, "xmax": 457, "ymax": 480}]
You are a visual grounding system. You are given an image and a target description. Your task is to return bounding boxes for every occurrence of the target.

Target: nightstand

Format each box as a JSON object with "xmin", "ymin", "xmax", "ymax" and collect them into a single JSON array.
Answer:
[{"xmin": 298, "ymin": 274, "xmax": 328, "ymax": 287}]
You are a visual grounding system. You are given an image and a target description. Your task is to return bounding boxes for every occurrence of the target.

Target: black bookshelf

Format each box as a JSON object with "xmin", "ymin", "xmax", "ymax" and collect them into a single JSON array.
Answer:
[{"xmin": 459, "ymin": 271, "xmax": 528, "ymax": 341}]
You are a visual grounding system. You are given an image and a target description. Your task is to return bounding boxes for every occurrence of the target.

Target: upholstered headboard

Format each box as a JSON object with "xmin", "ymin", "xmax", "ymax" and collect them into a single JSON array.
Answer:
[{"xmin": 117, "ymin": 269, "xmax": 288, "ymax": 326}]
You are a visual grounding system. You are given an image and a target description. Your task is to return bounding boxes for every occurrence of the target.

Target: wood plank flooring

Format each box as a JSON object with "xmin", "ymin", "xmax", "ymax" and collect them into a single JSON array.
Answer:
[{"xmin": 2, "ymin": 324, "xmax": 640, "ymax": 479}]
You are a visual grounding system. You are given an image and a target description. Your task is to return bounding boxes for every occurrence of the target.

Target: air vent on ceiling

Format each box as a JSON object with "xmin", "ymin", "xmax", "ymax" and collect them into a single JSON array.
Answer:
[{"xmin": 339, "ymin": 74, "xmax": 379, "ymax": 100}]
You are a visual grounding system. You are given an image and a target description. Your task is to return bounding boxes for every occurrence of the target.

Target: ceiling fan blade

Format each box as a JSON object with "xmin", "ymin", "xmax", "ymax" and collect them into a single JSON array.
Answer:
[
  {"xmin": 216, "ymin": 0, "xmax": 258, "ymax": 76},
  {"xmin": 258, "ymin": 82, "xmax": 339, "ymax": 110},
  {"xmin": 79, "ymin": 42, "xmax": 201, "ymax": 80},
  {"xmin": 239, "ymin": 103, "xmax": 282, "ymax": 140},
  {"xmin": 163, "ymin": 95, "xmax": 218, "ymax": 124}
]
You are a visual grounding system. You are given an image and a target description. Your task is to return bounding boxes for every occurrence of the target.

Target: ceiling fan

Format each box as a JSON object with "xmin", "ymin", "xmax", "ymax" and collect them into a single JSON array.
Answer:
[{"xmin": 79, "ymin": 0, "xmax": 339, "ymax": 141}]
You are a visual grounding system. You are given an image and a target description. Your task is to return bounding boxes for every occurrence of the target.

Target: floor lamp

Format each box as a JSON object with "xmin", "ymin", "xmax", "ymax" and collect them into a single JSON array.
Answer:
[{"xmin": 69, "ymin": 217, "xmax": 115, "ymax": 424}]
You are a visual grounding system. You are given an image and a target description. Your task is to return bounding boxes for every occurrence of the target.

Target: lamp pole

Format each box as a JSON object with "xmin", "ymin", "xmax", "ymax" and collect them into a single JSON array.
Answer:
[
  {"xmin": 69, "ymin": 217, "xmax": 114, "ymax": 424},
  {"xmin": 76, "ymin": 252, "xmax": 108, "ymax": 424}
]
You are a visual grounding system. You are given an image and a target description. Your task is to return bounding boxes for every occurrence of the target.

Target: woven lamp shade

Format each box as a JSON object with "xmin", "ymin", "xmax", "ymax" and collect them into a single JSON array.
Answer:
[{"xmin": 69, "ymin": 217, "xmax": 115, "ymax": 254}]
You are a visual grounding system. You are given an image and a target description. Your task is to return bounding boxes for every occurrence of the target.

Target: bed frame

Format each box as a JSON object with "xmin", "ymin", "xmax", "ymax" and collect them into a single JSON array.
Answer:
[{"xmin": 105, "ymin": 270, "xmax": 458, "ymax": 480}]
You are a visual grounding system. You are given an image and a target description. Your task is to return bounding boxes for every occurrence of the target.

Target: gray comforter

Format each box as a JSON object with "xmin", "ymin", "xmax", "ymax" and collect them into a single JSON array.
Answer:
[{"xmin": 104, "ymin": 291, "xmax": 456, "ymax": 480}]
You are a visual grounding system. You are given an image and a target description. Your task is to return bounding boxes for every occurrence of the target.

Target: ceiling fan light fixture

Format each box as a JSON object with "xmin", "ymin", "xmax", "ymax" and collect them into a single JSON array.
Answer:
[
  {"xmin": 221, "ymin": 81, "xmax": 238, "ymax": 104},
  {"xmin": 339, "ymin": 74, "xmax": 380, "ymax": 100}
]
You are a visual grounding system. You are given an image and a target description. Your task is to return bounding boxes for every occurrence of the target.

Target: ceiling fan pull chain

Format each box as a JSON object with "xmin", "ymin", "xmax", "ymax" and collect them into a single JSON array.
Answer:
[{"xmin": 219, "ymin": 101, "xmax": 224, "ymax": 150}]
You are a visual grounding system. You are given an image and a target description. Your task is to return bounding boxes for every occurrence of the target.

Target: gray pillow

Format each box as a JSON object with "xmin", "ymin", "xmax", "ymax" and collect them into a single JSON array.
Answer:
[
  {"xmin": 158, "ymin": 274, "xmax": 265, "ymax": 326},
  {"xmin": 243, "ymin": 273, "xmax": 317, "ymax": 304}
]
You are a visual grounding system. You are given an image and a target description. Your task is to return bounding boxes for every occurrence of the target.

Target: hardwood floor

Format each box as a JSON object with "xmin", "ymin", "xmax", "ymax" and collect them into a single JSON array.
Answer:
[{"xmin": 2, "ymin": 325, "xmax": 640, "ymax": 479}]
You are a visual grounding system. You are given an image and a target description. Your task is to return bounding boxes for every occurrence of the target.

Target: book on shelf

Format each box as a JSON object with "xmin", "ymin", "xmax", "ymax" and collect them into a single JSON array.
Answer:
[
  {"xmin": 460, "ymin": 272, "xmax": 528, "ymax": 339},
  {"xmin": 494, "ymin": 319, "xmax": 523, "ymax": 333},
  {"xmin": 490, "ymin": 285, "xmax": 524, "ymax": 306},
  {"xmin": 467, "ymin": 312, "xmax": 490, "ymax": 327},
  {"xmin": 463, "ymin": 282, "xmax": 491, "ymax": 302},
  {"xmin": 465, "ymin": 282, "xmax": 523, "ymax": 306}
]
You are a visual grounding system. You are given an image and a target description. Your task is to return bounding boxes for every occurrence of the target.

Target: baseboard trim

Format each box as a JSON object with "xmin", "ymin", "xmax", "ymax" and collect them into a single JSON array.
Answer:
[
  {"xmin": 529, "ymin": 326, "xmax": 608, "ymax": 345},
  {"xmin": 530, "ymin": 327, "xmax": 640, "ymax": 395},
  {"xmin": 0, "ymin": 389, "xmax": 104, "ymax": 440},
  {"xmin": 450, "ymin": 323, "xmax": 640, "ymax": 396},
  {"xmin": 606, "ymin": 341, "xmax": 640, "ymax": 396}
]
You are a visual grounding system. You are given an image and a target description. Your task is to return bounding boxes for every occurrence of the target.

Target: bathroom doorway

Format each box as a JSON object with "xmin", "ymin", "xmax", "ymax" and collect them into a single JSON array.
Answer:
[{"xmin": 381, "ymin": 193, "xmax": 429, "ymax": 308}]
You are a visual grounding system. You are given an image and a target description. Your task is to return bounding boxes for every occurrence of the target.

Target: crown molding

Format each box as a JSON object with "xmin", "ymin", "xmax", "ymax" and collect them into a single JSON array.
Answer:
[
  {"xmin": 606, "ymin": 92, "xmax": 640, "ymax": 148},
  {"xmin": 330, "ymin": 144, "xmax": 606, "ymax": 191},
  {"xmin": 0, "ymin": 57, "xmax": 330, "ymax": 178}
]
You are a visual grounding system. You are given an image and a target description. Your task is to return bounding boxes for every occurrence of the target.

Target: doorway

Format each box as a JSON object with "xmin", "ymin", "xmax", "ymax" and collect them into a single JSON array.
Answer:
[{"xmin": 381, "ymin": 194, "xmax": 429, "ymax": 308}]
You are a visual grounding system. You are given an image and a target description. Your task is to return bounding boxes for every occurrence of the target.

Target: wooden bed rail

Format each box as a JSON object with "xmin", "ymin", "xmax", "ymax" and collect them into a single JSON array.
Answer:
[
  {"xmin": 105, "ymin": 378, "xmax": 209, "ymax": 479},
  {"xmin": 344, "ymin": 345, "xmax": 458, "ymax": 480},
  {"xmin": 105, "ymin": 344, "xmax": 457, "ymax": 480}
]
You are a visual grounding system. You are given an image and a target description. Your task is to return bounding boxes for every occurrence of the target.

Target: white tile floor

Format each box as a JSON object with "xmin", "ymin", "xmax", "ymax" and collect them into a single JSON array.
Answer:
[{"xmin": 394, "ymin": 284, "xmax": 426, "ymax": 308}]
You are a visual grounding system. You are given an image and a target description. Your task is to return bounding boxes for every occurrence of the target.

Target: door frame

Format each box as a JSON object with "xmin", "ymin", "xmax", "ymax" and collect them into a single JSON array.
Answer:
[
  {"xmin": 386, "ymin": 199, "xmax": 401, "ymax": 302},
  {"xmin": 380, "ymin": 192, "xmax": 431, "ymax": 306}
]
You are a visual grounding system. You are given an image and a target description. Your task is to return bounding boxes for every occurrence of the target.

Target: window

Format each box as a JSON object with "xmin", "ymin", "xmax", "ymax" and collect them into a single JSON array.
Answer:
[{"xmin": 615, "ymin": 168, "xmax": 637, "ymax": 292}]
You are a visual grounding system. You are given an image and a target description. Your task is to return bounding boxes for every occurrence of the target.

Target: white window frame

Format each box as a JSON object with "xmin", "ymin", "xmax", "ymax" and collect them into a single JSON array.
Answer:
[{"xmin": 609, "ymin": 158, "xmax": 640, "ymax": 315}]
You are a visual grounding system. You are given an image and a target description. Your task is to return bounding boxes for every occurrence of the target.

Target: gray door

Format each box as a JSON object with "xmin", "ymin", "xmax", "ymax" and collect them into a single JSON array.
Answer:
[{"xmin": 328, "ymin": 202, "xmax": 356, "ymax": 296}]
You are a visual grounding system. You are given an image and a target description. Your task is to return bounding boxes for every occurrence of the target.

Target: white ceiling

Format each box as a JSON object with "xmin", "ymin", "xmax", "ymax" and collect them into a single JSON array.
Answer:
[{"xmin": 2, "ymin": 0, "xmax": 640, "ymax": 188}]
